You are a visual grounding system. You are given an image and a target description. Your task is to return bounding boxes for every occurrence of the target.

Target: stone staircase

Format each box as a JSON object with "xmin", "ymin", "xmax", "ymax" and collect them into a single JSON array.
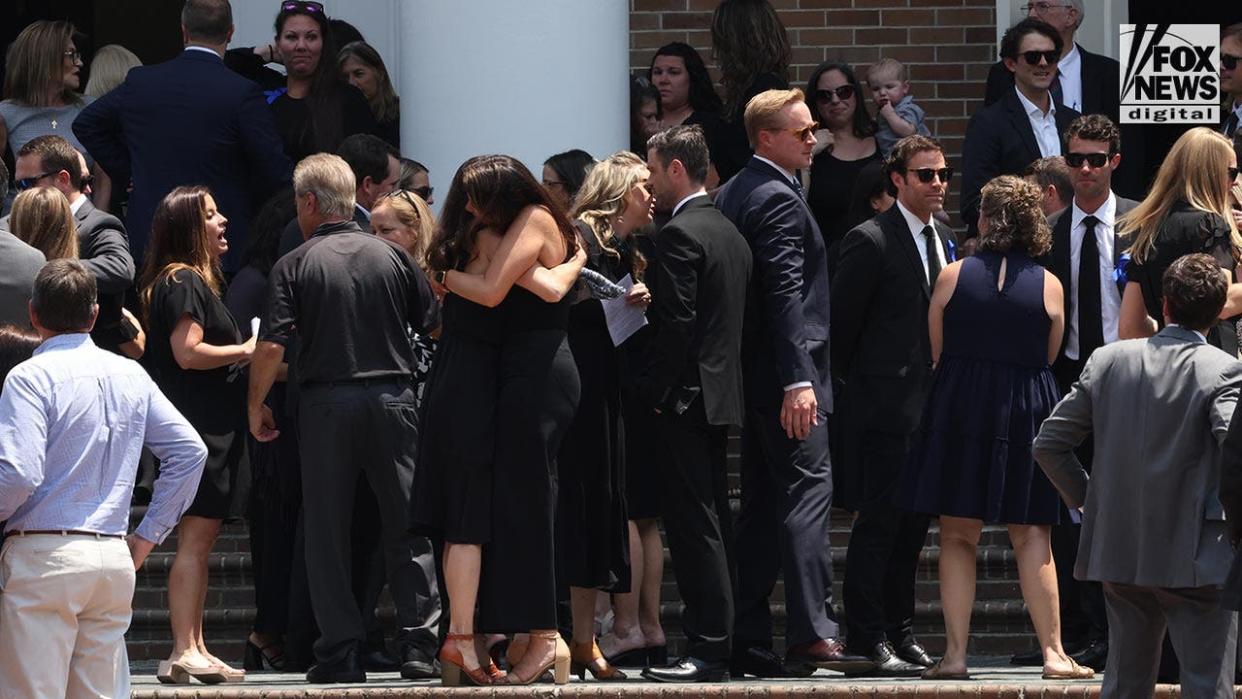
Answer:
[{"xmin": 125, "ymin": 504, "xmax": 1039, "ymax": 664}]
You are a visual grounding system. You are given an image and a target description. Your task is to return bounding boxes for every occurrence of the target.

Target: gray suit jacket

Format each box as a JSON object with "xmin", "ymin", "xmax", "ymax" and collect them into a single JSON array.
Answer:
[
  {"xmin": 1034, "ymin": 325, "xmax": 1242, "ymax": 588},
  {"xmin": 0, "ymin": 231, "xmax": 46, "ymax": 327}
]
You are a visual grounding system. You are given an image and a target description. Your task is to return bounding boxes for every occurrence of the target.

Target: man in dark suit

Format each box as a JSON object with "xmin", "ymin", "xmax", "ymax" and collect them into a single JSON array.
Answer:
[
  {"xmin": 1222, "ymin": 24, "xmax": 1242, "ymax": 140},
  {"xmin": 73, "ymin": 0, "xmax": 291, "ymax": 272},
  {"xmin": 983, "ymin": 3, "xmax": 1143, "ymax": 198},
  {"xmin": 1032, "ymin": 114, "xmax": 1137, "ymax": 671},
  {"xmin": 636, "ymin": 125, "xmax": 751, "ymax": 683},
  {"xmin": 962, "ymin": 18, "xmax": 1080, "ymax": 239},
  {"xmin": 8, "ymin": 135, "xmax": 136, "ymax": 356},
  {"xmin": 716, "ymin": 88, "xmax": 870, "ymax": 678},
  {"xmin": 832, "ymin": 136, "xmax": 955, "ymax": 676}
]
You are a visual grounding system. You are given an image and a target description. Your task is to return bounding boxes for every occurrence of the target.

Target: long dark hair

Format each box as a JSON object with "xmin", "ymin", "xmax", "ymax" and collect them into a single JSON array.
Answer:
[
  {"xmin": 711, "ymin": 0, "xmax": 791, "ymax": 113},
  {"xmin": 650, "ymin": 42, "xmax": 723, "ymax": 115},
  {"xmin": 275, "ymin": 6, "xmax": 344, "ymax": 153},
  {"xmin": 544, "ymin": 149, "xmax": 596, "ymax": 201},
  {"xmin": 429, "ymin": 155, "xmax": 578, "ymax": 272},
  {"xmin": 240, "ymin": 186, "xmax": 296, "ymax": 277},
  {"xmin": 845, "ymin": 160, "xmax": 890, "ymax": 230},
  {"xmin": 805, "ymin": 61, "xmax": 874, "ymax": 139},
  {"xmin": 140, "ymin": 186, "xmax": 223, "ymax": 320}
]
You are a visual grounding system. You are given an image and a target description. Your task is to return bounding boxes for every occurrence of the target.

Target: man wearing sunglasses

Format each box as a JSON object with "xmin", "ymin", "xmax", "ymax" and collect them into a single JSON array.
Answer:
[
  {"xmin": 831, "ymin": 135, "xmax": 954, "ymax": 677},
  {"xmin": 1221, "ymin": 24, "xmax": 1242, "ymax": 140},
  {"xmin": 963, "ymin": 18, "xmax": 1079, "ymax": 240},
  {"xmin": 1034, "ymin": 114, "xmax": 1137, "ymax": 672}
]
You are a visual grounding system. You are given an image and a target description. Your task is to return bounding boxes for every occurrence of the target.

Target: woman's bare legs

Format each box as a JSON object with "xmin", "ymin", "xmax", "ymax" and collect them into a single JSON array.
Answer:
[
  {"xmin": 1008, "ymin": 524, "xmax": 1076, "ymax": 674},
  {"xmin": 935, "ymin": 515, "xmax": 983, "ymax": 674},
  {"xmin": 443, "ymin": 542, "xmax": 484, "ymax": 670},
  {"xmin": 167, "ymin": 516, "xmax": 224, "ymax": 669}
]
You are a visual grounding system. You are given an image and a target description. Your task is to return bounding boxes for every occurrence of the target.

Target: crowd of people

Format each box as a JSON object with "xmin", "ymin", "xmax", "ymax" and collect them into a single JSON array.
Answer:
[{"xmin": 1, "ymin": 0, "xmax": 1242, "ymax": 698}]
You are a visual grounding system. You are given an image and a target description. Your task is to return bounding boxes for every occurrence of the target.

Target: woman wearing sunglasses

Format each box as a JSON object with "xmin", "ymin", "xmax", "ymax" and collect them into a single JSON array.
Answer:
[
  {"xmin": 803, "ymin": 61, "xmax": 879, "ymax": 277},
  {"xmin": 1119, "ymin": 128, "xmax": 1242, "ymax": 352},
  {"xmin": 901, "ymin": 175, "xmax": 1090, "ymax": 681},
  {"xmin": 1, "ymin": 20, "xmax": 113, "ymax": 211}
]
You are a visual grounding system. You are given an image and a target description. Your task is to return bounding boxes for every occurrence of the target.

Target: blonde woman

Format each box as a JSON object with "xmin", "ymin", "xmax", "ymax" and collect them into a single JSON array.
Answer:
[
  {"xmin": 1, "ymin": 21, "xmax": 112, "ymax": 208},
  {"xmin": 10, "ymin": 186, "xmax": 77, "ymax": 260},
  {"xmin": 84, "ymin": 44, "xmax": 142, "ymax": 98},
  {"xmin": 1120, "ymin": 127, "xmax": 1242, "ymax": 351},
  {"xmin": 554, "ymin": 151, "xmax": 653, "ymax": 681}
]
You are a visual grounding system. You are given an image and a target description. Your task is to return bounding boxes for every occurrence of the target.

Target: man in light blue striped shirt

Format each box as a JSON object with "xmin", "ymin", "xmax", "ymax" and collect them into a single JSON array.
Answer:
[{"xmin": 0, "ymin": 259, "xmax": 207, "ymax": 698}]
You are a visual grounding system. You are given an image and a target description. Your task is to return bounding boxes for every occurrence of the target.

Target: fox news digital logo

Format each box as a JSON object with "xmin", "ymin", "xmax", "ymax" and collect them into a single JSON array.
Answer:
[{"xmin": 1120, "ymin": 24, "xmax": 1219, "ymax": 124}]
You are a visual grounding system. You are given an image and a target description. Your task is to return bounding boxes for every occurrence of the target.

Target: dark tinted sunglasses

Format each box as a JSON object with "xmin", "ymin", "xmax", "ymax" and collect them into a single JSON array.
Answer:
[
  {"xmin": 412, "ymin": 185, "xmax": 434, "ymax": 201},
  {"xmin": 1230, "ymin": 167, "xmax": 1241, "ymax": 181},
  {"xmin": 906, "ymin": 167, "xmax": 953, "ymax": 184},
  {"xmin": 1065, "ymin": 152, "xmax": 1111, "ymax": 168},
  {"xmin": 1020, "ymin": 50, "xmax": 1061, "ymax": 66},
  {"xmin": 767, "ymin": 122, "xmax": 820, "ymax": 141},
  {"xmin": 14, "ymin": 172, "xmax": 55, "ymax": 191},
  {"xmin": 814, "ymin": 85, "xmax": 855, "ymax": 104},
  {"xmin": 280, "ymin": 0, "xmax": 324, "ymax": 13},
  {"xmin": 1223, "ymin": 53, "xmax": 1240, "ymax": 71}
]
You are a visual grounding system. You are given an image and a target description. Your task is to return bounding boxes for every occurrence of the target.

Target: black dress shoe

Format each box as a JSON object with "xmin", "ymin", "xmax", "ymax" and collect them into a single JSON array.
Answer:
[
  {"xmin": 399, "ymin": 645, "xmax": 440, "ymax": 680},
  {"xmin": 729, "ymin": 646, "xmax": 789, "ymax": 678},
  {"xmin": 1009, "ymin": 649, "xmax": 1044, "ymax": 666},
  {"xmin": 307, "ymin": 646, "xmax": 367, "ymax": 684},
  {"xmin": 1070, "ymin": 639, "xmax": 1107, "ymax": 671},
  {"xmin": 785, "ymin": 638, "xmax": 874, "ymax": 674},
  {"xmin": 362, "ymin": 646, "xmax": 400, "ymax": 672},
  {"xmin": 894, "ymin": 640, "xmax": 934, "ymax": 669},
  {"xmin": 846, "ymin": 641, "xmax": 924, "ymax": 678},
  {"xmin": 641, "ymin": 656, "xmax": 730, "ymax": 683}
]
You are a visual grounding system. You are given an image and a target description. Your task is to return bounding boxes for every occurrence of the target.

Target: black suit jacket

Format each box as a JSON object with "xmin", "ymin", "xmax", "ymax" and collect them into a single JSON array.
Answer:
[
  {"xmin": 639, "ymin": 196, "xmax": 752, "ymax": 427},
  {"xmin": 75, "ymin": 199, "xmax": 137, "ymax": 353},
  {"xmin": 74, "ymin": 49, "xmax": 292, "ymax": 271},
  {"xmin": 831, "ymin": 205, "xmax": 954, "ymax": 438},
  {"xmin": 961, "ymin": 88, "xmax": 1080, "ymax": 238},
  {"xmin": 715, "ymin": 157, "xmax": 833, "ymax": 411},
  {"xmin": 1043, "ymin": 195, "xmax": 1139, "ymax": 366}
]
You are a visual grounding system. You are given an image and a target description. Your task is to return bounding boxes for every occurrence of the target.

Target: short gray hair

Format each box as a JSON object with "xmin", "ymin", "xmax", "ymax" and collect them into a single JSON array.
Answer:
[
  {"xmin": 294, "ymin": 153, "xmax": 356, "ymax": 219},
  {"xmin": 1067, "ymin": 0, "xmax": 1084, "ymax": 29}
]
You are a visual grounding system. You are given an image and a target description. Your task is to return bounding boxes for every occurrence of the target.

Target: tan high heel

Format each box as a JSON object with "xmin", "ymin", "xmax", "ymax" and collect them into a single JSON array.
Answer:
[
  {"xmin": 571, "ymin": 639, "xmax": 627, "ymax": 681},
  {"xmin": 504, "ymin": 631, "xmax": 570, "ymax": 685},
  {"xmin": 439, "ymin": 633, "xmax": 493, "ymax": 686},
  {"xmin": 156, "ymin": 659, "xmax": 227, "ymax": 685}
]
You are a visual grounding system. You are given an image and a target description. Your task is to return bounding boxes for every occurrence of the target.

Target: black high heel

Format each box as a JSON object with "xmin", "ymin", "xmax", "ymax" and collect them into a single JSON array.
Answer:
[{"xmin": 243, "ymin": 639, "xmax": 285, "ymax": 671}]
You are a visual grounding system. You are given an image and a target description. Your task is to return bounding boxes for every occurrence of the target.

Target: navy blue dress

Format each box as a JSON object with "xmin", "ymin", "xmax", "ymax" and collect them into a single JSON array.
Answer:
[{"xmin": 899, "ymin": 251, "xmax": 1064, "ymax": 525}]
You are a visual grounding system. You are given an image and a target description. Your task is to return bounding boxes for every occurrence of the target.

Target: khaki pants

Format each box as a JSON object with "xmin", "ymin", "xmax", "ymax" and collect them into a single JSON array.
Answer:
[{"xmin": 0, "ymin": 534, "xmax": 134, "ymax": 699}]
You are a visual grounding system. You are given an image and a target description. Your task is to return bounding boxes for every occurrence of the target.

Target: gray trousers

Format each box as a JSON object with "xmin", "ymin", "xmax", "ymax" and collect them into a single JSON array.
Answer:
[
  {"xmin": 1101, "ymin": 582, "xmax": 1237, "ymax": 699},
  {"xmin": 299, "ymin": 381, "xmax": 427, "ymax": 665}
]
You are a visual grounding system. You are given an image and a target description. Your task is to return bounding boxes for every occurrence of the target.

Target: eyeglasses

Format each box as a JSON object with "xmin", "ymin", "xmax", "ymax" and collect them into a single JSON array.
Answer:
[
  {"xmin": 63, "ymin": 49, "xmax": 82, "ymax": 64},
  {"xmin": 905, "ymin": 167, "xmax": 954, "ymax": 184},
  {"xmin": 1020, "ymin": 2, "xmax": 1070, "ymax": 12},
  {"xmin": 14, "ymin": 172, "xmax": 55, "ymax": 191},
  {"xmin": 280, "ymin": 1, "xmax": 324, "ymax": 14},
  {"xmin": 767, "ymin": 122, "xmax": 820, "ymax": 141},
  {"xmin": 411, "ymin": 185, "xmax": 434, "ymax": 200},
  {"xmin": 1224, "ymin": 53, "xmax": 1241, "ymax": 71},
  {"xmin": 1230, "ymin": 167, "xmax": 1241, "ymax": 181},
  {"xmin": 1065, "ymin": 152, "xmax": 1111, "ymax": 169},
  {"xmin": 1019, "ymin": 50, "xmax": 1061, "ymax": 66},
  {"xmin": 543, "ymin": 178, "xmax": 566, "ymax": 190},
  {"xmin": 813, "ymin": 85, "xmax": 855, "ymax": 105}
]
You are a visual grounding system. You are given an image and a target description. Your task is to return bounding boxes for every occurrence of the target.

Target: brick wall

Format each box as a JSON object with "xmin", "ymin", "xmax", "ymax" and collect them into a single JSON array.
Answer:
[{"xmin": 629, "ymin": 0, "xmax": 1000, "ymax": 227}]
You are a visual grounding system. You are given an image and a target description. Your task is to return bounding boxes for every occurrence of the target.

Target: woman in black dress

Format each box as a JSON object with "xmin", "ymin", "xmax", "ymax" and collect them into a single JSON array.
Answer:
[
  {"xmin": 414, "ymin": 156, "xmax": 585, "ymax": 685},
  {"xmin": 140, "ymin": 186, "xmax": 255, "ymax": 683},
  {"xmin": 338, "ymin": 41, "xmax": 400, "ymax": 148},
  {"xmin": 649, "ymin": 43, "xmax": 726, "ymax": 186},
  {"xmin": 804, "ymin": 61, "xmax": 880, "ymax": 275},
  {"xmin": 542, "ymin": 149, "xmax": 595, "ymax": 214},
  {"xmin": 556, "ymin": 151, "xmax": 656, "ymax": 680},
  {"xmin": 1120, "ymin": 127, "xmax": 1242, "ymax": 349}
]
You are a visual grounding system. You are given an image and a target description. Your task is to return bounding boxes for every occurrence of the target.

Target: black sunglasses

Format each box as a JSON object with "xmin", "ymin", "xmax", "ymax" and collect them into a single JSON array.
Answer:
[
  {"xmin": 280, "ymin": 0, "xmax": 324, "ymax": 13},
  {"xmin": 412, "ymin": 185, "xmax": 434, "ymax": 200},
  {"xmin": 1065, "ymin": 152, "xmax": 1111, "ymax": 169},
  {"xmin": 14, "ymin": 172, "xmax": 55, "ymax": 191},
  {"xmin": 381, "ymin": 189, "xmax": 422, "ymax": 210},
  {"xmin": 1230, "ymin": 167, "xmax": 1241, "ymax": 181},
  {"xmin": 814, "ymin": 85, "xmax": 855, "ymax": 104},
  {"xmin": 1019, "ymin": 50, "xmax": 1061, "ymax": 66},
  {"xmin": 1223, "ymin": 53, "xmax": 1240, "ymax": 71},
  {"xmin": 906, "ymin": 167, "xmax": 953, "ymax": 184}
]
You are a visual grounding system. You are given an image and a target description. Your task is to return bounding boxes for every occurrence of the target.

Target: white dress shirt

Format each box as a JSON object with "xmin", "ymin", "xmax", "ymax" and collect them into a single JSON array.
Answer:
[
  {"xmin": 1065, "ymin": 193, "xmax": 1119, "ymax": 361},
  {"xmin": 1225, "ymin": 100, "xmax": 1242, "ymax": 136},
  {"xmin": 1015, "ymin": 87, "xmax": 1061, "ymax": 158},
  {"xmin": 671, "ymin": 190, "xmax": 709, "ymax": 218},
  {"xmin": 69, "ymin": 192, "xmax": 87, "ymax": 216},
  {"xmin": 1056, "ymin": 44, "xmax": 1083, "ymax": 112},
  {"xmin": 894, "ymin": 200, "xmax": 946, "ymax": 284},
  {"xmin": 184, "ymin": 46, "xmax": 223, "ymax": 59}
]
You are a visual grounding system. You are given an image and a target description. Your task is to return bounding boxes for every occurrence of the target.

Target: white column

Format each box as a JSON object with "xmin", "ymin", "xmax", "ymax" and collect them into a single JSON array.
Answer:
[{"xmin": 399, "ymin": 0, "xmax": 630, "ymax": 212}]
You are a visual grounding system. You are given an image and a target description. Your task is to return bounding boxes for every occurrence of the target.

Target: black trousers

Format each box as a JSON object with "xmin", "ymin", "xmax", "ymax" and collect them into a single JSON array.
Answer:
[
  {"xmin": 654, "ymin": 398, "xmax": 736, "ymax": 662},
  {"xmin": 298, "ymin": 381, "xmax": 425, "ymax": 665},
  {"xmin": 734, "ymin": 400, "xmax": 840, "ymax": 649},
  {"xmin": 842, "ymin": 505, "xmax": 930, "ymax": 650}
]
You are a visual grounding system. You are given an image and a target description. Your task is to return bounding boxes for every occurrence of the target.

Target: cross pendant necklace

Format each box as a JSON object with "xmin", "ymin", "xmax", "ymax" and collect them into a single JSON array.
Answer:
[{"xmin": 51, "ymin": 118, "xmax": 58, "ymax": 129}]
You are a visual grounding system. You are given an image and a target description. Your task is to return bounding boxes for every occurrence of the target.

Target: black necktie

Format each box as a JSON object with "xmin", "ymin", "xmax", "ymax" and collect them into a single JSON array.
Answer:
[
  {"xmin": 1225, "ymin": 112, "xmax": 1239, "ymax": 139},
  {"xmin": 922, "ymin": 225, "xmax": 941, "ymax": 286},
  {"xmin": 1077, "ymin": 215, "xmax": 1105, "ymax": 357},
  {"xmin": 1050, "ymin": 73, "xmax": 1064, "ymax": 106}
]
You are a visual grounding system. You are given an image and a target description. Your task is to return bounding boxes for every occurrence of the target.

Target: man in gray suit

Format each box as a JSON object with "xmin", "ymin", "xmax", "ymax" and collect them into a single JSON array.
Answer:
[{"xmin": 1035, "ymin": 253, "xmax": 1242, "ymax": 699}]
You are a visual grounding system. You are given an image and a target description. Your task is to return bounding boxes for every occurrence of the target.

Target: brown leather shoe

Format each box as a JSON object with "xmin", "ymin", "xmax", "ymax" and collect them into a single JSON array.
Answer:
[{"xmin": 785, "ymin": 639, "xmax": 875, "ymax": 674}]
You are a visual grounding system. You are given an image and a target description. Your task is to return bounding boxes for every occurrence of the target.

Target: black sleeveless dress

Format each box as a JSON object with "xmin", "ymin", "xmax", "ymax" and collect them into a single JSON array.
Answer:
[{"xmin": 478, "ymin": 287, "xmax": 581, "ymax": 632}]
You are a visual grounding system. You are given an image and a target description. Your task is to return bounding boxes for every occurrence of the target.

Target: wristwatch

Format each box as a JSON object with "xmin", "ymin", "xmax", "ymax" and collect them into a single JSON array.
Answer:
[{"xmin": 433, "ymin": 270, "xmax": 448, "ymax": 286}]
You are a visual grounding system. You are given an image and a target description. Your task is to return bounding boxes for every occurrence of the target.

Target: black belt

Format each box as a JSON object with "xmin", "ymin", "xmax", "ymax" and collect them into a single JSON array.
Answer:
[{"xmin": 10, "ymin": 529, "xmax": 126, "ymax": 539}]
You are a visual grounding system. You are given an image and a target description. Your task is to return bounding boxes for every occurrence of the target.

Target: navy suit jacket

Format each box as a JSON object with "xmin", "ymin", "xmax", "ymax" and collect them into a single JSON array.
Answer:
[
  {"xmin": 74, "ymin": 49, "xmax": 292, "ymax": 271},
  {"xmin": 960, "ymin": 88, "xmax": 1079, "ymax": 238},
  {"xmin": 715, "ymin": 157, "xmax": 832, "ymax": 411}
]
